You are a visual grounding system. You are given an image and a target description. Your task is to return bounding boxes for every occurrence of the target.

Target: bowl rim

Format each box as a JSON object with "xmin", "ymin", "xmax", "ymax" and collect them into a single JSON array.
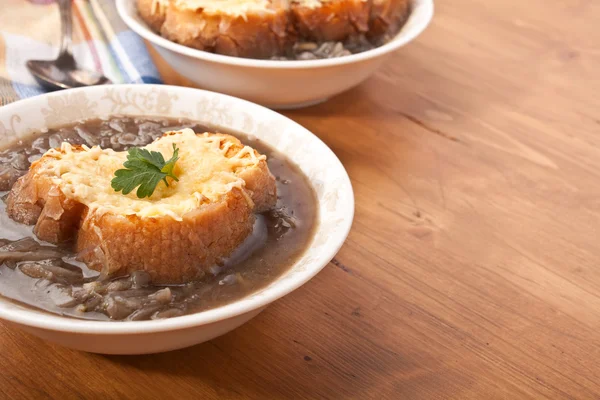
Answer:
[
  {"xmin": 0, "ymin": 84, "xmax": 355, "ymax": 334},
  {"xmin": 116, "ymin": 0, "xmax": 434, "ymax": 70}
]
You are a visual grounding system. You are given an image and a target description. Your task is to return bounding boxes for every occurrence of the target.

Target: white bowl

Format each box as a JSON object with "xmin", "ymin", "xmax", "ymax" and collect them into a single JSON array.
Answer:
[
  {"xmin": 116, "ymin": 0, "xmax": 434, "ymax": 109},
  {"xmin": 0, "ymin": 84, "xmax": 354, "ymax": 354}
]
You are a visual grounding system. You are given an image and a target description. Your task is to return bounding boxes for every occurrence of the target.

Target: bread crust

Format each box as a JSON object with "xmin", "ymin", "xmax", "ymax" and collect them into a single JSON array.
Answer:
[
  {"xmin": 6, "ymin": 132, "xmax": 277, "ymax": 284},
  {"xmin": 160, "ymin": 0, "xmax": 291, "ymax": 59},
  {"xmin": 137, "ymin": 0, "xmax": 168, "ymax": 32},
  {"xmin": 137, "ymin": 0, "xmax": 411, "ymax": 58},
  {"xmin": 290, "ymin": 0, "xmax": 370, "ymax": 42},
  {"xmin": 6, "ymin": 150, "xmax": 86, "ymax": 244},
  {"xmin": 76, "ymin": 187, "xmax": 254, "ymax": 283}
]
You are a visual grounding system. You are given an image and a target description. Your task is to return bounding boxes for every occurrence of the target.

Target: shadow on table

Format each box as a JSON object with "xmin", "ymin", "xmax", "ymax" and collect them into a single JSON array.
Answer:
[
  {"xmin": 100, "ymin": 266, "xmax": 409, "ymax": 398},
  {"xmin": 101, "ymin": 314, "xmax": 399, "ymax": 398}
]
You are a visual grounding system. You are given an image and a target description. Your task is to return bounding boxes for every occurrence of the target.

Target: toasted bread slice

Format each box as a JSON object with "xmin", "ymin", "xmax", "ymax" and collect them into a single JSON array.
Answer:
[
  {"xmin": 159, "ymin": 0, "xmax": 291, "ymax": 59},
  {"xmin": 6, "ymin": 129, "xmax": 276, "ymax": 283},
  {"xmin": 138, "ymin": 0, "xmax": 410, "ymax": 58}
]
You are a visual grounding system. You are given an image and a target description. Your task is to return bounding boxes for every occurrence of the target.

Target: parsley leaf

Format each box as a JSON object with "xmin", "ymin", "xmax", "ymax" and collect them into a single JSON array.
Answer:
[{"xmin": 111, "ymin": 144, "xmax": 180, "ymax": 198}]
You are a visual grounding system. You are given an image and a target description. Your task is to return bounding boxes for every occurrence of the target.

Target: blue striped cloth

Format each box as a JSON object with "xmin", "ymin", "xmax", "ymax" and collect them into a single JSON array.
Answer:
[{"xmin": 0, "ymin": 0, "xmax": 161, "ymax": 105}]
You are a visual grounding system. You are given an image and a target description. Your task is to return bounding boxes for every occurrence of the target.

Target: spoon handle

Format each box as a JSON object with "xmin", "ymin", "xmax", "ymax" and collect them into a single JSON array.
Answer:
[{"xmin": 57, "ymin": 0, "xmax": 74, "ymax": 58}]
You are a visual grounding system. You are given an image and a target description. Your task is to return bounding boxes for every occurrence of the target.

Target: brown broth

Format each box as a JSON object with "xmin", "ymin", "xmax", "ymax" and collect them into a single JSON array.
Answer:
[{"xmin": 0, "ymin": 117, "xmax": 317, "ymax": 321}]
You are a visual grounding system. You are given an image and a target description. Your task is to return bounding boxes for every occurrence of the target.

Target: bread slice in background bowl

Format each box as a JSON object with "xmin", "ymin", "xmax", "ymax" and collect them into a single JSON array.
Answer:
[
  {"xmin": 117, "ymin": 0, "xmax": 434, "ymax": 109},
  {"xmin": 0, "ymin": 84, "xmax": 353, "ymax": 354}
]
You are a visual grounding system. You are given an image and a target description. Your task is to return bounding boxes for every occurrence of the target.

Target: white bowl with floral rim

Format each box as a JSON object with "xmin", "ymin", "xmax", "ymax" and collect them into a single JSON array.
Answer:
[
  {"xmin": 116, "ymin": 0, "xmax": 434, "ymax": 109},
  {"xmin": 0, "ymin": 84, "xmax": 353, "ymax": 354}
]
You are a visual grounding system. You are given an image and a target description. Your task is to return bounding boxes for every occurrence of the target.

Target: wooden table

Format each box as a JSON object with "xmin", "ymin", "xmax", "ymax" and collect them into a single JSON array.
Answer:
[{"xmin": 2, "ymin": 0, "xmax": 599, "ymax": 398}]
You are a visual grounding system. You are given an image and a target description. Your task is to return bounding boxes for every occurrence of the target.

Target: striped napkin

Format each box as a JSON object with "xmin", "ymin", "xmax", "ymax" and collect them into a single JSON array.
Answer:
[{"xmin": 0, "ymin": 0, "xmax": 161, "ymax": 106}]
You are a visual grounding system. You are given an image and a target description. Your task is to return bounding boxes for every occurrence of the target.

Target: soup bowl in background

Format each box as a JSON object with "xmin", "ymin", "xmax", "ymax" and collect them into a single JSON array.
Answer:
[
  {"xmin": 116, "ymin": 0, "xmax": 434, "ymax": 109},
  {"xmin": 0, "ymin": 84, "xmax": 354, "ymax": 354}
]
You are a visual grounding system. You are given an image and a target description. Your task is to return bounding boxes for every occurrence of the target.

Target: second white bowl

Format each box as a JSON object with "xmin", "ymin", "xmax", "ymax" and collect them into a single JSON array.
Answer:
[{"xmin": 116, "ymin": 0, "xmax": 434, "ymax": 109}]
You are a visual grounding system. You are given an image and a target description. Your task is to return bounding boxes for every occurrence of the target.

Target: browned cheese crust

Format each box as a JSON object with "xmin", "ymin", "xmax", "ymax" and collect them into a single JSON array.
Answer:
[{"xmin": 6, "ymin": 132, "xmax": 277, "ymax": 284}]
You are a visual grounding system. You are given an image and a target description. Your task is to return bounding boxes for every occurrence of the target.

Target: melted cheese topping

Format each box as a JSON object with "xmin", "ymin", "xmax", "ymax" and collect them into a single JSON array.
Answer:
[
  {"xmin": 292, "ymin": 0, "xmax": 325, "ymax": 8},
  {"xmin": 174, "ymin": 0, "xmax": 275, "ymax": 16},
  {"xmin": 292, "ymin": 0, "xmax": 366, "ymax": 9},
  {"xmin": 157, "ymin": 0, "xmax": 353, "ymax": 18},
  {"xmin": 36, "ymin": 129, "xmax": 264, "ymax": 220}
]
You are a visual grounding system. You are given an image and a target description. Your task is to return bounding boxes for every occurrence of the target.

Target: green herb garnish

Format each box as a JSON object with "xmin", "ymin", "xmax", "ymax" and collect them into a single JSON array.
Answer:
[{"xmin": 111, "ymin": 144, "xmax": 180, "ymax": 198}]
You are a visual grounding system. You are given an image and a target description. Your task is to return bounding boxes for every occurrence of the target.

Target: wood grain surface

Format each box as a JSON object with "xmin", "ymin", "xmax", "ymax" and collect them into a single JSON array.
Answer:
[{"xmin": 2, "ymin": 0, "xmax": 599, "ymax": 398}]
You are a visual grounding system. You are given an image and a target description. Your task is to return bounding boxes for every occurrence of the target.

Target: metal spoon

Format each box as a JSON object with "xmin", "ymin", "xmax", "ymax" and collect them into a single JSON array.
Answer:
[{"xmin": 26, "ymin": 0, "xmax": 111, "ymax": 91}]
